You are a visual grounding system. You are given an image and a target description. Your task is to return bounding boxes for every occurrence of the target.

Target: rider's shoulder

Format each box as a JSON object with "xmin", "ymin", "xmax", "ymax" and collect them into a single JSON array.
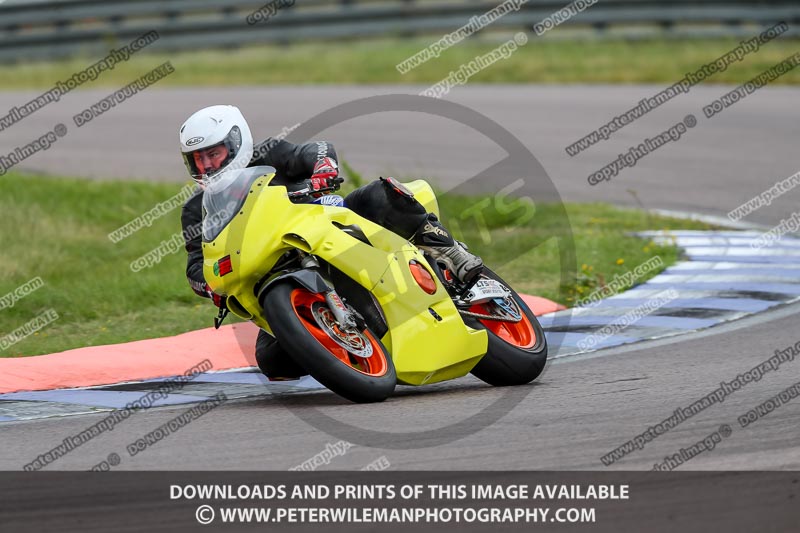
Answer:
[
  {"xmin": 253, "ymin": 136, "xmax": 288, "ymax": 159},
  {"xmin": 182, "ymin": 186, "xmax": 204, "ymax": 210}
]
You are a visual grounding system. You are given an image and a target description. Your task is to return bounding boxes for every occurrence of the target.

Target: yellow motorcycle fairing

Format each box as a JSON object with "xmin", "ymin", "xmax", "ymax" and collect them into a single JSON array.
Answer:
[{"xmin": 202, "ymin": 167, "xmax": 487, "ymax": 386}]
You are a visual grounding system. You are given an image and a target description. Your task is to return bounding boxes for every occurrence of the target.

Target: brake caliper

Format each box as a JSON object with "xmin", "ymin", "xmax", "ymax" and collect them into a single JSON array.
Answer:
[{"xmin": 324, "ymin": 290, "xmax": 357, "ymax": 330}]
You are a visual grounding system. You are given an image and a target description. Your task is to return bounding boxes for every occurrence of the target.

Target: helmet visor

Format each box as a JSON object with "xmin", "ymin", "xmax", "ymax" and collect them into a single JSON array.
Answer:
[{"xmin": 182, "ymin": 126, "xmax": 243, "ymax": 183}]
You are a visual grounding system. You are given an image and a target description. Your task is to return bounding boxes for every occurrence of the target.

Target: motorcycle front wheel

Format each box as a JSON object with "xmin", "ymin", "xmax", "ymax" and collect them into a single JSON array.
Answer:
[{"xmin": 262, "ymin": 281, "xmax": 396, "ymax": 403}]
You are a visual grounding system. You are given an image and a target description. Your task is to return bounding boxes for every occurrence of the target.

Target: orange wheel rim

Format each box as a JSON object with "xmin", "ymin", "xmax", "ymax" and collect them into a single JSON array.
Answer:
[
  {"xmin": 469, "ymin": 300, "xmax": 537, "ymax": 350},
  {"xmin": 290, "ymin": 289, "xmax": 388, "ymax": 377}
]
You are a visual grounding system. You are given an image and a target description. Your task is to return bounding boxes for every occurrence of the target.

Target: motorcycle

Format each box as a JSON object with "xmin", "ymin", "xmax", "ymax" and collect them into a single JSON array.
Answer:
[{"xmin": 202, "ymin": 166, "xmax": 547, "ymax": 403}]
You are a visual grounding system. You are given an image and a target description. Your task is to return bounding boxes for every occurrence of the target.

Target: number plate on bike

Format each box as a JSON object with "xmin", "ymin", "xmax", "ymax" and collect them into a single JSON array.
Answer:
[{"xmin": 466, "ymin": 279, "xmax": 509, "ymax": 304}]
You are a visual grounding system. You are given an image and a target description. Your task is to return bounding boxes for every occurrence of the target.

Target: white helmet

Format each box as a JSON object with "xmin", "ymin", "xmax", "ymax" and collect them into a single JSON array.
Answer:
[{"xmin": 179, "ymin": 105, "xmax": 254, "ymax": 185}]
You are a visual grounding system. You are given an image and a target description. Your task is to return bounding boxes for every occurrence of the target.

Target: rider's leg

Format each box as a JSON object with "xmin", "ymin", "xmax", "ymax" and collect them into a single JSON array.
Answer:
[
  {"xmin": 408, "ymin": 212, "xmax": 483, "ymax": 285},
  {"xmin": 255, "ymin": 329, "xmax": 308, "ymax": 380},
  {"xmin": 344, "ymin": 178, "xmax": 483, "ymax": 284}
]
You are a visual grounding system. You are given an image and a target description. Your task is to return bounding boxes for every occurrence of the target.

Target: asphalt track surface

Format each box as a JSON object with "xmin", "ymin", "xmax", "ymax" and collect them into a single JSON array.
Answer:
[
  {"xmin": 1, "ymin": 86, "xmax": 799, "ymax": 474},
  {"xmin": 1, "ymin": 85, "xmax": 798, "ymax": 225}
]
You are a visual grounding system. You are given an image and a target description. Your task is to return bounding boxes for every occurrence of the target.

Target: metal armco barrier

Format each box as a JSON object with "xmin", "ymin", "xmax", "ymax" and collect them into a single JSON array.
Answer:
[{"xmin": 0, "ymin": 0, "xmax": 798, "ymax": 62}]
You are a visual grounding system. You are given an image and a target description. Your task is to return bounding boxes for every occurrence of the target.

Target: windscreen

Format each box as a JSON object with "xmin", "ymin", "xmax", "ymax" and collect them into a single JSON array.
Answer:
[{"xmin": 201, "ymin": 166, "xmax": 275, "ymax": 242}]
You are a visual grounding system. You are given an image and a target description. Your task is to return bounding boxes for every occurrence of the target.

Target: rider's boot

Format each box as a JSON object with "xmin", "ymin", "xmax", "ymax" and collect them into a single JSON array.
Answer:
[{"xmin": 411, "ymin": 213, "xmax": 483, "ymax": 285}]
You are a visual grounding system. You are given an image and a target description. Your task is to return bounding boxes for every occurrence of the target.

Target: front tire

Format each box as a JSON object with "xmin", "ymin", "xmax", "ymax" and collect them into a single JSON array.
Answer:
[
  {"xmin": 261, "ymin": 282, "xmax": 396, "ymax": 403},
  {"xmin": 466, "ymin": 268, "xmax": 548, "ymax": 386}
]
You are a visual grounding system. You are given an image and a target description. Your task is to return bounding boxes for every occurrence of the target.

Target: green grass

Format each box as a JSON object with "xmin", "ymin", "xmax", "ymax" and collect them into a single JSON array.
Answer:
[
  {"xmin": 436, "ymin": 195, "xmax": 714, "ymax": 305},
  {"xmin": 1, "ymin": 37, "xmax": 799, "ymax": 88},
  {"xmin": 0, "ymin": 173, "xmax": 216, "ymax": 358},
  {"xmin": 0, "ymin": 171, "xmax": 716, "ymax": 358}
]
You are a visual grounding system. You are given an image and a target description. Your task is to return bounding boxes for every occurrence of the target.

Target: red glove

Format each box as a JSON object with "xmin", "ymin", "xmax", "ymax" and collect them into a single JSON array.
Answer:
[
  {"xmin": 310, "ymin": 157, "xmax": 339, "ymax": 194},
  {"xmin": 204, "ymin": 283, "xmax": 227, "ymax": 309}
]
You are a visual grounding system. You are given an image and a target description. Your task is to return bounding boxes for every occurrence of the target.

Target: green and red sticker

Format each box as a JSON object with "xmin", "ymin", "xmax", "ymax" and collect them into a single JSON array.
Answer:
[{"xmin": 213, "ymin": 255, "xmax": 232, "ymax": 277}]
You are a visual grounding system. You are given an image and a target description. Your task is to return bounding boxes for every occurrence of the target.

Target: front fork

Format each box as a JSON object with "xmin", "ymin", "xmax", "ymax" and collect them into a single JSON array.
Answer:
[
  {"xmin": 325, "ymin": 291, "xmax": 358, "ymax": 330},
  {"xmin": 300, "ymin": 253, "xmax": 362, "ymax": 331}
]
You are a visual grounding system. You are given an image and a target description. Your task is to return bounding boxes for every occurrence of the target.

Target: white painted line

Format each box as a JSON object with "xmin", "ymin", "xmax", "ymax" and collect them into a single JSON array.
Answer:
[
  {"xmin": 648, "ymin": 274, "xmax": 800, "ymax": 284},
  {"xmin": 668, "ymin": 261, "xmax": 800, "ymax": 270},
  {"xmin": 682, "ymin": 247, "xmax": 800, "ymax": 256}
]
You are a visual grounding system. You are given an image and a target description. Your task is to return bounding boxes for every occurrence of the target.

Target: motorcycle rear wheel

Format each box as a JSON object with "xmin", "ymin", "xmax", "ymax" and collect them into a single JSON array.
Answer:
[
  {"xmin": 465, "ymin": 268, "xmax": 548, "ymax": 386},
  {"xmin": 262, "ymin": 281, "xmax": 396, "ymax": 403}
]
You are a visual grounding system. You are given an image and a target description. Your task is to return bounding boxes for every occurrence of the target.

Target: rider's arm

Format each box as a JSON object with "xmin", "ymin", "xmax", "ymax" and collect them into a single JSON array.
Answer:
[
  {"xmin": 252, "ymin": 138, "xmax": 339, "ymax": 182},
  {"xmin": 181, "ymin": 191, "xmax": 210, "ymax": 299}
]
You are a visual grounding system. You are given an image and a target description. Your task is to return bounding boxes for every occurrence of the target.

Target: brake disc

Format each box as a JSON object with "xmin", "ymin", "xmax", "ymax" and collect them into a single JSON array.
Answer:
[{"xmin": 310, "ymin": 302, "xmax": 374, "ymax": 358}]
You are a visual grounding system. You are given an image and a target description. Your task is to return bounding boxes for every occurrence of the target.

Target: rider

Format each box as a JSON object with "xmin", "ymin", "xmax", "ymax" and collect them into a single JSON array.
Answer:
[{"xmin": 179, "ymin": 105, "xmax": 483, "ymax": 379}]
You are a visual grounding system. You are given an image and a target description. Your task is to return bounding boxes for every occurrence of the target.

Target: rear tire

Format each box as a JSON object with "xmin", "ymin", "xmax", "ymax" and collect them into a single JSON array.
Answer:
[
  {"xmin": 262, "ymin": 281, "xmax": 396, "ymax": 403},
  {"xmin": 466, "ymin": 268, "xmax": 548, "ymax": 386}
]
